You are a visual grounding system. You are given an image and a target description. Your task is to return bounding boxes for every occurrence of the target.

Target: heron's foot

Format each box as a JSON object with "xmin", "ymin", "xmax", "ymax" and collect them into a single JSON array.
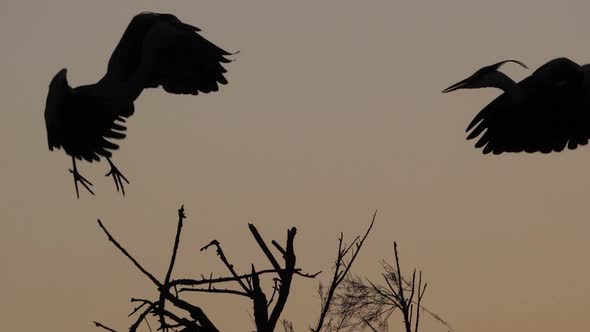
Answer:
[
  {"xmin": 68, "ymin": 167, "xmax": 95, "ymax": 198},
  {"xmin": 105, "ymin": 158, "xmax": 129, "ymax": 196}
]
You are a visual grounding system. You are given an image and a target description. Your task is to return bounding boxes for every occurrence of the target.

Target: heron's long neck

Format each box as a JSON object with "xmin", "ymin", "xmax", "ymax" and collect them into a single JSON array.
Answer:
[{"xmin": 484, "ymin": 71, "xmax": 517, "ymax": 92}]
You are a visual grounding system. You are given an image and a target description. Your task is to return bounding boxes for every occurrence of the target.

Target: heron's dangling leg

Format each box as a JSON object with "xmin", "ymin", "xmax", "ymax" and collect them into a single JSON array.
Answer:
[
  {"xmin": 105, "ymin": 157, "xmax": 129, "ymax": 196},
  {"xmin": 68, "ymin": 156, "xmax": 94, "ymax": 198}
]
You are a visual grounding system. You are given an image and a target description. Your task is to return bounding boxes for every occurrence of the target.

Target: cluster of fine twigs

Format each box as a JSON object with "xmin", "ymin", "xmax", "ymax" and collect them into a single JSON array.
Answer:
[
  {"xmin": 324, "ymin": 243, "xmax": 452, "ymax": 332},
  {"xmin": 93, "ymin": 206, "xmax": 449, "ymax": 332}
]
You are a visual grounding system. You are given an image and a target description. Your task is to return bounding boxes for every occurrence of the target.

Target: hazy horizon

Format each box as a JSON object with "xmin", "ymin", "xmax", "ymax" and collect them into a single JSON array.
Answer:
[{"xmin": 2, "ymin": 1, "xmax": 590, "ymax": 331}]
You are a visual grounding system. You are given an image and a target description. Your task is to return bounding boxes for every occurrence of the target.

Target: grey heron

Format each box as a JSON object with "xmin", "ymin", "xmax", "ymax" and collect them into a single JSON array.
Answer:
[
  {"xmin": 44, "ymin": 12, "xmax": 234, "ymax": 198},
  {"xmin": 442, "ymin": 57, "xmax": 590, "ymax": 155}
]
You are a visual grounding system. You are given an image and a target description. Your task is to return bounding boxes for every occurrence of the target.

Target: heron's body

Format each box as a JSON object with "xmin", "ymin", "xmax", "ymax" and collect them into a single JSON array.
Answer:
[
  {"xmin": 443, "ymin": 57, "xmax": 590, "ymax": 154},
  {"xmin": 44, "ymin": 12, "xmax": 233, "ymax": 197}
]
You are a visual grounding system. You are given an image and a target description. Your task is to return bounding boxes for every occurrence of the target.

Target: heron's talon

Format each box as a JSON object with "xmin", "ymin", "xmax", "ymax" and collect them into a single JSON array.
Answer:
[
  {"xmin": 69, "ymin": 165, "xmax": 94, "ymax": 198},
  {"xmin": 106, "ymin": 158, "xmax": 129, "ymax": 196}
]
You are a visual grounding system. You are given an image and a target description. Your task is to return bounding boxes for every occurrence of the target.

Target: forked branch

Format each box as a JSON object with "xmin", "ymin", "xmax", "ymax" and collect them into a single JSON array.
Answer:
[
  {"xmin": 96, "ymin": 205, "xmax": 318, "ymax": 332},
  {"xmin": 312, "ymin": 211, "xmax": 376, "ymax": 332}
]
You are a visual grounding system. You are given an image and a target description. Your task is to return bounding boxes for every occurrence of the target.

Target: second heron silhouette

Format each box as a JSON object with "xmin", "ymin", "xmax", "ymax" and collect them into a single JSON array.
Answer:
[
  {"xmin": 443, "ymin": 57, "xmax": 590, "ymax": 155},
  {"xmin": 44, "ymin": 12, "xmax": 234, "ymax": 198}
]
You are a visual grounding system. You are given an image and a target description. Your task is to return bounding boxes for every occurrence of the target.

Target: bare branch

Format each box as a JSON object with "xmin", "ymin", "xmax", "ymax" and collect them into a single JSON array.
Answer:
[
  {"xmin": 179, "ymin": 287, "xmax": 251, "ymax": 297},
  {"xmin": 267, "ymin": 278, "xmax": 280, "ymax": 308},
  {"xmin": 157, "ymin": 205, "xmax": 187, "ymax": 330},
  {"xmin": 97, "ymin": 206, "xmax": 335, "ymax": 332},
  {"xmin": 171, "ymin": 268, "xmax": 317, "ymax": 290},
  {"xmin": 414, "ymin": 272, "xmax": 424, "ymax": 332},
  {"xmin": 128, "ymin": 300, "xmax": 149, "ymax": 318},
  {"xmin": 251, "ymin": 264, "xmax": 270, "ymax": 331},
  {"xmin": 326, "ymin": 239, "xmax": 449, "ymax": 332},
  {"xmin": 249, "ymin": 224, "xmax": 283, "ymax": 273},
  {"xmin": 93, "ymin": 321, "xmax": 118, "ymax": 332},
  {"xmin": 363, "ymin": 319, "xmax": 378, "ymax": 332},
  {"xmin": 313, "ymin": 211, "xmax": 376, "ymax": 332},
  {"xmin": 201, "ymin": 239, "xmax": 251, "ymax": 293},
  {"xmin": 97, "ymin": 213, "xmax": 219, "ymax": 332},
  {"xmin": 97, "ymin": 219, "xmax": 161, "ymax": 287},
  {"xmin": 129, "ymin": 301, "xmax": 157, "ymax": 332},
  {"xmin": 266, "ymin": 227, "xmax": 299, "ymax": 331}
]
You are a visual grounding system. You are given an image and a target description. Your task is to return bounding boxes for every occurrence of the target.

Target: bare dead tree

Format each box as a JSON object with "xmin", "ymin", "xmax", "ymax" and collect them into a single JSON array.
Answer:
[
  {"xmin": 94, "ymin": 205, "xmax": 319, "ymax": 332},
  {"xmin": 311, "ymin": 211, "xmax": 376, "ymax": 332},
  {"xmin": 92, "ymin": 207, "xmax": 449, "ymax": 332},
  {"xmin": 326, "ymin": 242, "xmax": 452, "ymax": 332}
]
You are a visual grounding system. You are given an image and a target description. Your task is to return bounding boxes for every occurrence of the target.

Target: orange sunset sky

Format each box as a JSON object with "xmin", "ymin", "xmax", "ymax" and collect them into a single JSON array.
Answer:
[{"xmin": 1, "ymin": 1, "xmax": 589, "ymax": 331}]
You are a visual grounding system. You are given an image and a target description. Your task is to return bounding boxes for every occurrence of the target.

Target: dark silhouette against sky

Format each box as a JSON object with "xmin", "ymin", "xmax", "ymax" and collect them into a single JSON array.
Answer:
[
  {"xmin": 4, "ymin": 2, "xmax": 590, "ymax": 332},
  {"xmin": 443, "ymin": 57, "xmax": 590, "ymax": 154},
  {"xmin": 44, "ymin": 12, "xmax": 233, "ymax": 198}
]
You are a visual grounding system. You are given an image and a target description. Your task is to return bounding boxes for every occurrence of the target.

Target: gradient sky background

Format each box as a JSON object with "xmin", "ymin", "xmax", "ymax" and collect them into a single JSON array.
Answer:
[{"xmin": 2, "ymin": 1, "xmax": 590, "ymax": 331}]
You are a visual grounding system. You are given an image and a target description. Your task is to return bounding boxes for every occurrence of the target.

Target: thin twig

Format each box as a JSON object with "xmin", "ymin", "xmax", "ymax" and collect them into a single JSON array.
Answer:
[
  {"xmin": 313, "ymin": 211, "xmax": 376, "ymax": 332},
  {"xmin": 179, "ymin": 287, "xmax": 251, "ymax": 297},
  {"xmin": 363, "ymin": 319, "xmax": 378, "ymax": 332},
  {"xmin": 93, "ymin": 321, "xmax": 118, "ymax": 332},
  {"xmin": 97, "ymin": 219, "xmax": 161, "ymax": 287},
  {"xmin": 170, "ymin": 267, "xmax": 317, "ymax": 290},
  {"xmin": 201, "ymin": 239, "xmax": 251, "ymax": 293},
  {"xmin": 248, "ymin": 223, "xmax": 283, "ymax": 272},
  {"xmin": 267, "ymin": 227, "xmax": 298, "ymax": 331},
  {"xmin": 157, "ymin": 205, "xmax": 187, "ymax": 330}
]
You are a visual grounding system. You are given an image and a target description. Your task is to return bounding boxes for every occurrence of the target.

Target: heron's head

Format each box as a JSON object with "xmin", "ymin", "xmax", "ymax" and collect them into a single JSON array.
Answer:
[
  {"xmin": 47, "ymin": 68, "xmax": 70, "ymax": 107},
  {"xmin": 45, "ymin": 68, "xmax": 71, "ymax": 138},
  {"xmin": 442, "ymin": 60, "xmax": 528, "ymax": 93},
  {"xmin": 50, "ymin": 68, "xmax": 68, "ymax": 87}
]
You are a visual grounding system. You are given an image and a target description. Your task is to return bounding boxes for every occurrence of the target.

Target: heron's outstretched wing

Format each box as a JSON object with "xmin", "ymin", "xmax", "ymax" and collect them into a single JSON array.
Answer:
[
  {"xmin": 46, "ymin": 86, "xmax": 134, "ymax": 162},
  {"xmin": 142, "ymin": 13, "xmax": 233, "ymax": 94},
  {"xmin": 103, "ymin": 12, "xmax": 161, "ymax": 84},
  {"xmin": 466, "ymin": 61, "xmax": 590, "ymax": 154},
  {"xmin": 103, "ymin": 12, "xmax": 233, "ymax": 96}
]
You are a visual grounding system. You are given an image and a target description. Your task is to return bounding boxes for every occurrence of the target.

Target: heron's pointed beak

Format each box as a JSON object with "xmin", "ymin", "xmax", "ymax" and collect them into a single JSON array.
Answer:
[{"xmin": 442, "ymin": 76, "xmax": 471, "ymax": 93}]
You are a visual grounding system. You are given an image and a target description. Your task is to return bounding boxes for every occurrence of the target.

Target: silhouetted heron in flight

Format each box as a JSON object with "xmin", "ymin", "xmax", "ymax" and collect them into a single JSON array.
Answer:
[
  {"xmin": 442, "ymin": 57, "xmax": 590, "ymax": 154},
  {"xmin": 44, "ymin": 12, "xmax": 234, "ymax": 197}
]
